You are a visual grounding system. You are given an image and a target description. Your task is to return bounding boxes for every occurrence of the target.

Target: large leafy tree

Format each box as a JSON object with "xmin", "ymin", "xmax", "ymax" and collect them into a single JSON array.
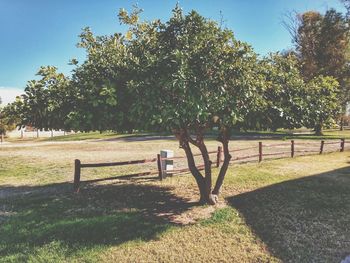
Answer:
[
  {"xmin": 36, "ymin": 66, "xmax": 73, "ymax": 131},
  {"xmin": 248, "ymin": 54, "xmax": 340, "ymax": 134},
  {"xmin": 286, "ymin": 9, "xmax": 350, "ymax": 126},
  {"xmin": 0, "ymin": 97, "xmax": 24, "ymax": 135},
  {"xmin": 8, "ymin": 66, "xmax": 72, "ymax": 132},
  {"xmin": 67, "ymin": 27, "xmax": 134, "ymax": 133},
  {"xmin": 120, "ymin": 6, "xmax": 263, "ymax": 204},
  {"xmin": 244, "ymin": 53, "xmax": 307, "ymax": 131},
  {"xmin": 304, "ymin": 76, "xmax": 341, "ymax": 135}
]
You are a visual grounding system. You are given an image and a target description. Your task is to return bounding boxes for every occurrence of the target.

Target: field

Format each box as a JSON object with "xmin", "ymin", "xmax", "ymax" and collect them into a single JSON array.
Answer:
[{"xmin": 1, "ymin": 132, "xmax": 350, "ymax": 262}]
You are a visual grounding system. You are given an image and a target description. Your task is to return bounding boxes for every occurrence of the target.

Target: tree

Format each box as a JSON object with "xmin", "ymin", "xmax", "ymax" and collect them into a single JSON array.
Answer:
[
  {"xmin": 0, "ymin": 98, "xmax": 23, "ymax": 136},
  {"xmin": 36, "ymin": 66, "xmax": 73, "ymax": 131},
  {"xmin": 119, "ymin": 6, "xmax": 264, "ymax": 204},
  {"xmin": 286, "ymin": 9, "xmax": 349, "ymax": 82},
  {"xmin": 14, "ymin": 66, "xmax": 72, "ymax": 132},
  {"xmin": 67, "ymin": 27, "xmax": 135, "ymax": 133},
  {"xmin": 244, "ymin": 53, "xmax": 307, "ymax": 131},
  {"xmin": 304, "ymin": 76, "xmax": 341, "ymax": 135},
  {"xmin": 285, "ymin": 9, "xmax": 350, "ymax": 129}
]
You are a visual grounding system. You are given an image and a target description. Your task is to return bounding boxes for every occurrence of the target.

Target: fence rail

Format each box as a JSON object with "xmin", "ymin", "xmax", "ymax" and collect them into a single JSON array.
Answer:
[
  {"xmin": 73, "ymin": 158, "xmax": 159, "ymax": 192},
  {"xmin": 73, "ymin": 138, "xmax": 347, "ymax": 192}
]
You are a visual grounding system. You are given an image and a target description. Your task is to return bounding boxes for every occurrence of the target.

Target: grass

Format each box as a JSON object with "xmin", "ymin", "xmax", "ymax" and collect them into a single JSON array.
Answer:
[
  {"xmin": 42, "ymin": 131, "xmax": 173, "ymax": 142},
  {"xmin": 6, "ymin": 131, "xmax": 174, "ymax": 143},
  {"xmin": 1, "ymin": 135, "xmax": 350, "ymax": 262},
  {"xmin": 6, "ymin": 128, "xmax": 350, "ymax": 143}
]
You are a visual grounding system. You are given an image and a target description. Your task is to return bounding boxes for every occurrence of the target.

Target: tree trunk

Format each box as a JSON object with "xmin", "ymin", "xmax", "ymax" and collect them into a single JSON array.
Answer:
[
  {"xmin": 197, "ymin": 140, "xmax": 216, "ymax": 204},
  {"xmin": 340, "ymin": 116, "xmax": 344, "ymax": 131},
  {"xmin": 315, "ymin": 124, "xmax": 323, "ymax": 136},
  {"xmin": 212, "ymin": 130, "xmax": 231, "ymax": 196},
  {"xmin": 176, "ymin": 128, "xmax": 232, "ymax": 205},
  {"xmin": 180, "ymin": 136, "xmax": 208, "ymax": 203}
]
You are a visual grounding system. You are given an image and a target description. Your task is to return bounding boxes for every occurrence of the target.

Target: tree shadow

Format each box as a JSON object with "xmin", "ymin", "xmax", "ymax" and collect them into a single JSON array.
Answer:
[
  {"xmin": 99, "ymin": 135, "xmax": 176, "ymax": 142},
  {"xmin": 227, "ymin": 166, "xmax": 350, "ymax": 262},
  {"xmin": 0, "ymin": 181, "xmax": 195, "ymax": 260}
]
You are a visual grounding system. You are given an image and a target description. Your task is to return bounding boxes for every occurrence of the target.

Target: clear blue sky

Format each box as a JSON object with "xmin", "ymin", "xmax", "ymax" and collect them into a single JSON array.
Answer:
[{"xmin": 0, "ymin": 0, "xmax": 346, "ymax": 103}]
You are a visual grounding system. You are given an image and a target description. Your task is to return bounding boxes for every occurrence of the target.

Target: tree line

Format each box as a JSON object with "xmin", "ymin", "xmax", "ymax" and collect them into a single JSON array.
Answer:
[{"xmin": 1, "ymin": 4, "xmax": 348, "ymax": 203}]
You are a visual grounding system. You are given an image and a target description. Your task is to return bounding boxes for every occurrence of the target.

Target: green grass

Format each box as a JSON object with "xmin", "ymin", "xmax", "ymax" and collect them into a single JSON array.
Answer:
[
  {"xmin": 43, "ymin": 131, "xmax": 174, "ymax": 142},
  {"xmin": 0, "ymin": 185, "xmax": 175, "ymax": 262},
  {"xmin": 231, "ymin": 129, "xmax": 350, "ymax": 140},
  {"xmin": 46, "ymin": 131, "xmax": 120, "ymax": 141},
  {"xmin": 6, "ymin": 129, "xmax": 350, "ymax": 143},
  {"xmin": 45, "ymin": 129, "xmax": 350, "ymax": 142},
  {"xmin": 1, "ymin": 141, "xmax": 350, "ymax": 262}
]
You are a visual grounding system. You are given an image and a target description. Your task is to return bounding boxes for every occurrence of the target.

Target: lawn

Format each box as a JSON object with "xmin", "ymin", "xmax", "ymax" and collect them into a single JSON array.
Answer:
[
  {"xmin": 0, "ymin": 135, "xmax": 349, "ymax": 262},
  {"xmin": 6, "ymin": 128, "xmax": 350, "ymax": 143}
]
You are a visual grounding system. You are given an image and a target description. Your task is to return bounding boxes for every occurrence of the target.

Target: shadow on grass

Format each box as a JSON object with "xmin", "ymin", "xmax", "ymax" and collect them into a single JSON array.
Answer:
[
  {"xmin": 227, "ymin": 166, "xmax": 350, "ymax": 262},
  {"xmin": 98, "ymin": 134, "xmax": 175, "ymax": 142},
  {"xmin": 38, "ymin": 130, "xmax": 349, "ymax": 143},
  {"xmin": 0, "ymin": 181, "xmax": 194, "ymax": 260}
]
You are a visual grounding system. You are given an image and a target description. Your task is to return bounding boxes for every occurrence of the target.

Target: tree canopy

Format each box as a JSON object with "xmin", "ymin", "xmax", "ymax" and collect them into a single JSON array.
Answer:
[{"xmin": 285, "ymin": 8, "xmax": 350, "ymax": 115}]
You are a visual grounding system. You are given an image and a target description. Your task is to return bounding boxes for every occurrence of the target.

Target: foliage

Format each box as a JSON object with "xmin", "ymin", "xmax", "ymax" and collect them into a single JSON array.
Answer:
[
  {"xmin": 286, "ymin": 9, "xmax": 350, "ymax": 108},
  {"xmin": 0, "ymin": 97, "xmax": 24, "ymax": 135},
  {"xmin": 117, "ymin": 5, "xmax": 267, "ymax": 203},
  {"xmin": 304, "ymin": 76, "xmax": 341, "ymax": 134},
  {"xmin": 67, "ymin": 27, "xmax": 134, "ymax": 132},
  {"xmin": 10, "ymin": 66, "xmax": 72, "ymax": 131},
  {"xmin": 245, "ymin": 53, "xmax": 307, "ymax": 131}
]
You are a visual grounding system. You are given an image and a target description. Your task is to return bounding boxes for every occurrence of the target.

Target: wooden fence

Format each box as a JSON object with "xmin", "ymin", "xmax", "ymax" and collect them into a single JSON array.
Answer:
[
  {"xmin": 73, "ymin": 138, "xmax": 347, "ymax": 192},
  {"xmin": 73, "ymin": 157, "xmax": 158, "ymax": 192}
]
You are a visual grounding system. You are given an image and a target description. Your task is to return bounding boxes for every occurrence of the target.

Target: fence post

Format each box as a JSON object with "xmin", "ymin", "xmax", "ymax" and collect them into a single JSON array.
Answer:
[
  {"xmin": 259, "ymin": 142, "xmax": 263, "ymax": 162},
  {"xmin": 216, "ymin": 146, "xmax": 222, "ymax": 168},
  {"xmin": 157, "ymin": 154, "xmax": 163, "ymax": 180},
  {"xmin": 0, "ymin": 133, "xmax": 3, "ymax": 143},
  {"xmin": 73, "ymin": 159, "xmax": 81, "ymax": 193},
  {"xmin": 291, "ymin": 140, "xmax": 295, "ymax": 158},
  {"xmin": 320, "ymin": 140, "xmax": 324, "ymax": 154},
  {"xmin": 340, "ymin": 138, "xmax": 345, "ymax": 152}
]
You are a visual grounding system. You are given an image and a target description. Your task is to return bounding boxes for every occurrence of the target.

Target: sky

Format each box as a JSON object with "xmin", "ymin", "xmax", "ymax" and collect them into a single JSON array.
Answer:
[{"xmin": 0, "ymin": 0, "xmax": 346, "ymax": 105}]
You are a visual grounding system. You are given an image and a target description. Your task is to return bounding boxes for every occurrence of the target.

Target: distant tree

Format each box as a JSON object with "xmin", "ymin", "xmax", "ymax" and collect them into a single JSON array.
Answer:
[
  {"xmin": 35, "ymin": 66, "xmax": 72, "ymax": 131},
  {"xmin": 17, "ymin": 66, "xmax": 72, "ymax": 131},
  {"xmin": 284, "ymin": 9, "xmax": 350, "ymax": 125},
  {"xmin": 241, "ymin": 53, "xmax": 340, "ymax": 135},
  {"xmin": 304, "ymin": 76, "xmax": 341, "ymax": 135},
  {"xmin": 0, "ymin": 98, "xmax": 23, "ymax": 136},
  {"xmin": 67, "ymin": 27, "xmax": 134, "ymax": 133},
  {"xmin": 244, "ymin": 53, "xmax": 307, "ymax": 131}
]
